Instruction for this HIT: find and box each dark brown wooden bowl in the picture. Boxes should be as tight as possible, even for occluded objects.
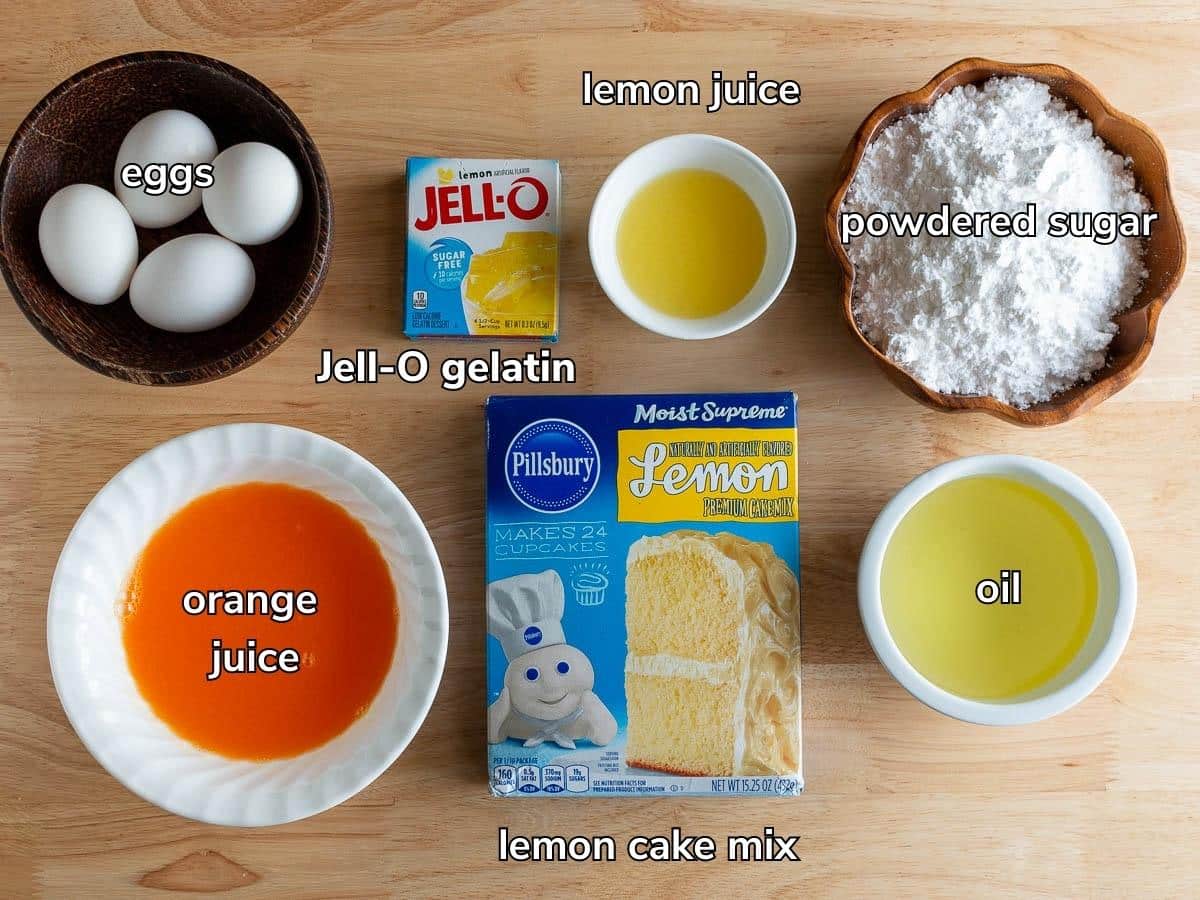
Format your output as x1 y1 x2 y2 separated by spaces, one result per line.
825 57 1186 426
0 51 333 385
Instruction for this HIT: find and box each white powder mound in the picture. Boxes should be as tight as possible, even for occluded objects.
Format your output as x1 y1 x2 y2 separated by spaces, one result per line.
843 77 1149 408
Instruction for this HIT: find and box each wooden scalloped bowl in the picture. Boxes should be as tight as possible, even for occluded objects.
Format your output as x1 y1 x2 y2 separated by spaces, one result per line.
825 58 1187 426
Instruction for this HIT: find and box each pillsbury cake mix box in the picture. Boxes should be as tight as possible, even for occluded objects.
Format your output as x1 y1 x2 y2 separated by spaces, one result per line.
405 158 560 340
485 393 803 797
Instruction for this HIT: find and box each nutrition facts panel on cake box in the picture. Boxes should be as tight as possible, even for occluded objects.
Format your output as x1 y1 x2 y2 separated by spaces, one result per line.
1 1 1199 898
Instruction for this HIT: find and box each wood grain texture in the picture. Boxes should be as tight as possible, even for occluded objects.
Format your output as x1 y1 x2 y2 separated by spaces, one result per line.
0 1 1197 897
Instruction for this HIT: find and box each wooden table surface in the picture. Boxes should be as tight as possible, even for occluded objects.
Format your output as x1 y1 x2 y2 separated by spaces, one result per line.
2 2 1197 897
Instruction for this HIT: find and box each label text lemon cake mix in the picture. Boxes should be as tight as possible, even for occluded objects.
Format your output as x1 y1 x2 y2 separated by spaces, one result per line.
486 393 803 797
405 158 560 340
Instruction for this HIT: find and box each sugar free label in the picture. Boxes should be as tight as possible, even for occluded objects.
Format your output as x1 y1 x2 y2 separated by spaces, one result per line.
425 237 472 290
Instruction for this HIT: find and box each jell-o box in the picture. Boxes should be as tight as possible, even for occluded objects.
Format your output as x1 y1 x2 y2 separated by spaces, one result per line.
405 158 560 340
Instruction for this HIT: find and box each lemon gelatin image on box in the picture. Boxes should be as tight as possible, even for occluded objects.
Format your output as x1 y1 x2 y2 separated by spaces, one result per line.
462 231 557 335
405 158 560 340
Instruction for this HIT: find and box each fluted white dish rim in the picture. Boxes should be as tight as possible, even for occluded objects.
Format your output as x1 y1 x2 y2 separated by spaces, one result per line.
47 423 448 826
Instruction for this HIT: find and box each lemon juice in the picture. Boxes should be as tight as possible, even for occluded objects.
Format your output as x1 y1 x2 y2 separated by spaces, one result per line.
881 475 1098 700
616 169 766 318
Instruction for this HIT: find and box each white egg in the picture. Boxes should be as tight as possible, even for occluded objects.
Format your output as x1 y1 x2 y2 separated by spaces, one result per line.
129 234 255 332
114 109 218 228
202 142 302 245
38 183 139 305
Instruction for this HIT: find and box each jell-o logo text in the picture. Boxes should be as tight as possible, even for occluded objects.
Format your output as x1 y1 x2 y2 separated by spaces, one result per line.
413 176 550 231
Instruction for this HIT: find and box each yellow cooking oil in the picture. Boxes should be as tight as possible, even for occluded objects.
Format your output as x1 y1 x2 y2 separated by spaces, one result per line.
881 475 1099 700
616 169 766 318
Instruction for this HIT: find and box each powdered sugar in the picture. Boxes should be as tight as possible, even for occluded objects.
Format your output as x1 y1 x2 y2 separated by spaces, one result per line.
842 77 1149 408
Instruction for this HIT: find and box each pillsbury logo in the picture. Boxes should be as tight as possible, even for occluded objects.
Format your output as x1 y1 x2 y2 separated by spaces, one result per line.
523 626 542 646
505 418 600 514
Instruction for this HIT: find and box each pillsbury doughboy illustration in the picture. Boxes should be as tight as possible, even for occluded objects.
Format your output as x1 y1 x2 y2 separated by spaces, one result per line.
487 569 616 749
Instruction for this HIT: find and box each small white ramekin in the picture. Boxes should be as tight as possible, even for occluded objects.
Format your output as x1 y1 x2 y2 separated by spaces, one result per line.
47 423 448 826
858 454 1136 725
588 133 796 339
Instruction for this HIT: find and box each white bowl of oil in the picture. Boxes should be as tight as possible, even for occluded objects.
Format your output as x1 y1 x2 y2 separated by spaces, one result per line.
588 133 795 339
858 455 1135 726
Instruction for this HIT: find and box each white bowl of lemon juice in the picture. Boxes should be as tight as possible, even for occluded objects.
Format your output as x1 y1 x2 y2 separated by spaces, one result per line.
858 455 1135 726
588 133 795 339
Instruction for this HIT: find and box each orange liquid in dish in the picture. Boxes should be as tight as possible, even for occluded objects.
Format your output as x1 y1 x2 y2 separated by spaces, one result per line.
121 482 398 761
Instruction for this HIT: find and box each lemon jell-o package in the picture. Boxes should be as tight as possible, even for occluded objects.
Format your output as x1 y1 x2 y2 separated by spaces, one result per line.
405 158 560 340
486 393 803 797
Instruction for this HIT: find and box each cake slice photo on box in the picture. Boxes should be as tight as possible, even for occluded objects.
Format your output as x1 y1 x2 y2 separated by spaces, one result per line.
624 531 801 777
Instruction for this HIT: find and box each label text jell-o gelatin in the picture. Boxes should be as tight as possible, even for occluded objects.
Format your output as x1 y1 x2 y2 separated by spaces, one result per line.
405 158 560 340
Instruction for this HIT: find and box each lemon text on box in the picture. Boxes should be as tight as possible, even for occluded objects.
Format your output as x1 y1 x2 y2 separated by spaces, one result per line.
617 427 797 524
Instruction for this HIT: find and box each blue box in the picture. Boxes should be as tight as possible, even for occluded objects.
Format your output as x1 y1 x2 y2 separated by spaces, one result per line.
486 393 803 797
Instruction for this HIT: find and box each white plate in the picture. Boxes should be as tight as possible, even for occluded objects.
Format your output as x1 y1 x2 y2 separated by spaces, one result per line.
46 423 448 826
